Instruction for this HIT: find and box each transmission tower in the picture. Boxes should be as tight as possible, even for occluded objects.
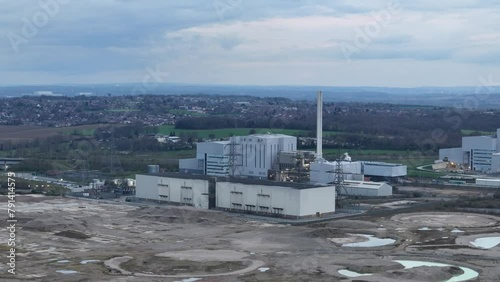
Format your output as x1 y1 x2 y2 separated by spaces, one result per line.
227 139 243 176
333 157 350 208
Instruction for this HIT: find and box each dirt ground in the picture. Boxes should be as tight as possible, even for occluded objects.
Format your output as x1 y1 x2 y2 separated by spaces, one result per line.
0 195 499 281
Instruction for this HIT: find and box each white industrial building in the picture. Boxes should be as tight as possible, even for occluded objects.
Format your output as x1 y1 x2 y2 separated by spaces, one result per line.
310 161 406 183
363 162 407 178
216 178 335 218
136 172 335 218
179 134 297 178
439 128 500 172
342 181 392 197
475 178 500 188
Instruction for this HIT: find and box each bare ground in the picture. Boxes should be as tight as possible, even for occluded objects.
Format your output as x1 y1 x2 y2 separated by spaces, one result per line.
0 195 499 281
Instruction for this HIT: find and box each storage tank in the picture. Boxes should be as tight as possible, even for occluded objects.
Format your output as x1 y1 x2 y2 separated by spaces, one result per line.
147 165 160 174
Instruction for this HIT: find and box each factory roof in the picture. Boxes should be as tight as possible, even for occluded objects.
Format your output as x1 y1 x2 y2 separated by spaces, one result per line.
244 134 295 138
344 180 388 190
362 161 405 167
137 172 330 190
197 140 230 145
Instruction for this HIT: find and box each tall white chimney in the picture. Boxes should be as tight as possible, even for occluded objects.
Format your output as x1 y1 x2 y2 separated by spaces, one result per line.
316 91 323 161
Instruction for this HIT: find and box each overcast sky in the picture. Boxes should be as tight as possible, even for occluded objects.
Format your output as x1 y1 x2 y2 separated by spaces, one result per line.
1 0 500 87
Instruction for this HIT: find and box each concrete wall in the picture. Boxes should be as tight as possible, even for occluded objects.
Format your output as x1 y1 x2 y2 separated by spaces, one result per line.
342 181 392 196
491 153 500 172
462 136 496 152
439 147 464 164
216 181 335 217
136 174 210 208
476 178 500 188
179 158 202 174
231 134 297 178
362 162 407 177
216 181 301 216
299 186 335 216
196 141 229 159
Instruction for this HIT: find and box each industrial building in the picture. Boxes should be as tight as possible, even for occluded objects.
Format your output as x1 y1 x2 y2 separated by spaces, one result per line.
342 181 392 197
310 160 407 183
135 172 335 218
439 129 500 172
176 91 404 200
133 91 410 220
179 134 297 178
475 178 500 188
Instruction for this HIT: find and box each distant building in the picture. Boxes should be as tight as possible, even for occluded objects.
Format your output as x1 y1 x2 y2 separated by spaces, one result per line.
439 128 500 172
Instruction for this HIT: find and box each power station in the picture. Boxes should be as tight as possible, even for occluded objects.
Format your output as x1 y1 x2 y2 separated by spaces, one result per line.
135 91 407 219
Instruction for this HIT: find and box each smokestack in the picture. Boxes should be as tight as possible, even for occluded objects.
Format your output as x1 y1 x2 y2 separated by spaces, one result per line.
316 91 323 161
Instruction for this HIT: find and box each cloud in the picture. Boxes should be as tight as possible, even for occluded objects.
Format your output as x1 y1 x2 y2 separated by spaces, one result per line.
1 0 500 86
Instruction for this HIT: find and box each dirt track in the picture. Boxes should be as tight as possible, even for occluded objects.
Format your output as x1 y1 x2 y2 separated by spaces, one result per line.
1 195 499 281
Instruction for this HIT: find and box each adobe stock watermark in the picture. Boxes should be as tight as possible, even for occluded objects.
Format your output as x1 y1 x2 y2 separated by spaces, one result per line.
131 64 170 95
212 0 243 20
404 74 500 171
6 0 71 53
339 0 401 62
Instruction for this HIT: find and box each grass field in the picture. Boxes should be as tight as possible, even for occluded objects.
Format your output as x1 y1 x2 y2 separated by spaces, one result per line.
323 149 414 157
461 129 494 135
0 124 111 141
157 125 345 138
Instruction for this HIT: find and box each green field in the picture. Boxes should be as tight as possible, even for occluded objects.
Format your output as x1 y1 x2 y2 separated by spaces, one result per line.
63 128 96 136
158 125 344 139
323 149 414 157
461 129 494 135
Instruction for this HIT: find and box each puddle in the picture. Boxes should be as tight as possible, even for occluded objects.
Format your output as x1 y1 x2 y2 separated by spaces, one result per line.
174 279 201 282
56 260 70 263
470 237 500 249
338 269 373 278
258 267 270 272
342 234 395 247
56 270 79 274
80 260 100 264
394 260 479 282
418 227 432 231
451 228 464 233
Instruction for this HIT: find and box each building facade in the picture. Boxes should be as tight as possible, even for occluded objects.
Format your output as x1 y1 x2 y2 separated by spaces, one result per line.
135 172 335 218
439 128 500 172
179 134 297 178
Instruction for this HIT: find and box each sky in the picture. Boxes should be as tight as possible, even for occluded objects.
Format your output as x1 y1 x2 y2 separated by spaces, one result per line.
1 0 500 87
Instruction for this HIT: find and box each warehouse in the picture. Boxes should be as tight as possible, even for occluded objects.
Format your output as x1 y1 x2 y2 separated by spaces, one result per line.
216 178 335 218
135 172 335 219
136 173 215 209
362 162 407 179
475 178 500 188
341 181 393 197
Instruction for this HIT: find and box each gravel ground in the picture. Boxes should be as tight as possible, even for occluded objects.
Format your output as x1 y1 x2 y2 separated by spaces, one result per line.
0 195 498 281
